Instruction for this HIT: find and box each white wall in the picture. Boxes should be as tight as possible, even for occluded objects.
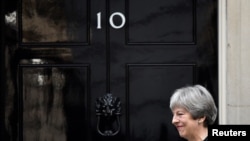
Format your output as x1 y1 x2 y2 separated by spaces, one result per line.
220 0 250 124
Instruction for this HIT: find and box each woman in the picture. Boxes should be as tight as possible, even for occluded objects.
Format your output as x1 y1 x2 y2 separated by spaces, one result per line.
169 85 217 141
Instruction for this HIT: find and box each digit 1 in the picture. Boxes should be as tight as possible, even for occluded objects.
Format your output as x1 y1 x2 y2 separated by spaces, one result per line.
97 12 102 29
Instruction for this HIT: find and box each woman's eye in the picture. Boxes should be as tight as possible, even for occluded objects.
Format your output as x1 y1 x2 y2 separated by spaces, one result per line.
177 113 184 116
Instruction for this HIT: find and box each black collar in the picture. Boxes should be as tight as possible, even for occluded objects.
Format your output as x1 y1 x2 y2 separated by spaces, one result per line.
203 136 208 141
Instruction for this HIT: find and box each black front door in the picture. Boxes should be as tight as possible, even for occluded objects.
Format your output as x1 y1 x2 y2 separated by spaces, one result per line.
1 0 218 141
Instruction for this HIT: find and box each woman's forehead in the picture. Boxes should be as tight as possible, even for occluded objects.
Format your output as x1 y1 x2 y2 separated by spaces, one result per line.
172 106 188 112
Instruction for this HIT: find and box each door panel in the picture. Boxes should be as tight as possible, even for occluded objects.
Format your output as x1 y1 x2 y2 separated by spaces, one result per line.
1 0 218 141
127 0 195 44
126 64 195 141
21 0 89 44
19 63 89 141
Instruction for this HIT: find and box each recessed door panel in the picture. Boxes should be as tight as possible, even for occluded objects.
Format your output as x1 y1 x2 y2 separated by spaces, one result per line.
127 0 195 44
127 64 195 140
21 0 89 44
19 63 90 141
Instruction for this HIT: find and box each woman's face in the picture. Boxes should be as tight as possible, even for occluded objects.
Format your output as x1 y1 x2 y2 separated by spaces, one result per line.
171 107 200 139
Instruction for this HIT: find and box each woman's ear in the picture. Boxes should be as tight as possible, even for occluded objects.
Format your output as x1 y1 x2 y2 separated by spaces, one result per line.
198 116 206 124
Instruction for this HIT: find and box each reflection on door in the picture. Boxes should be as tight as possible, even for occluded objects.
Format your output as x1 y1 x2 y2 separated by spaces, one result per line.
18 59 90 141
21 60 66 141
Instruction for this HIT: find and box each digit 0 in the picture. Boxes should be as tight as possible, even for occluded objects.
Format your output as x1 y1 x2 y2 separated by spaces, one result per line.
109 12 126 29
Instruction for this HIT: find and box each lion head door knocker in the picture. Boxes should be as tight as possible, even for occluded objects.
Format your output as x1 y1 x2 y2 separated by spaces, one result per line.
95 93 121 136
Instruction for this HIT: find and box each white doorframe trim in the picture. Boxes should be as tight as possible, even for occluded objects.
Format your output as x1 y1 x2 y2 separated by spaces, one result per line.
219 0 227 124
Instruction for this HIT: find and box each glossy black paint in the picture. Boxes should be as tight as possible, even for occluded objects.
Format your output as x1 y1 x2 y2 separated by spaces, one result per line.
1 0 218 141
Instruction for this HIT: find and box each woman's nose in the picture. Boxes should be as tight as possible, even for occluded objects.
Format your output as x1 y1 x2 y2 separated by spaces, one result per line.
172 115 179 124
